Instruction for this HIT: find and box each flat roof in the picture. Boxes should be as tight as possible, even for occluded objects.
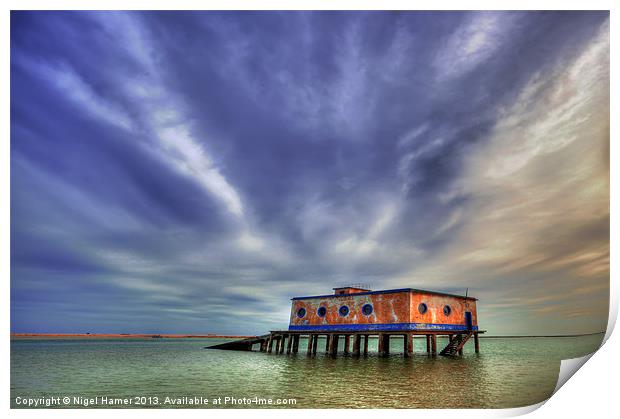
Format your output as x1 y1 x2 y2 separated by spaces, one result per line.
291 288 478 301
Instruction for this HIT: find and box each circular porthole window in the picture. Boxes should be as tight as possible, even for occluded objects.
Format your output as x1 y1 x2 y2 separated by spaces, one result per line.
418 303 428 314
339 305 350 317
443 305 452 316
362 304 373 316
297 308 307 318
317 306 327 317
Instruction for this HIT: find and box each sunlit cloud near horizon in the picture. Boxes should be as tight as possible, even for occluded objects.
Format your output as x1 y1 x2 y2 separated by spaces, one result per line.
11 11 609 335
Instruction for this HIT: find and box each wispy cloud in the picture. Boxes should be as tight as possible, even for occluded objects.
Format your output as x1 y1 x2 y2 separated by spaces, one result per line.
434 12 519 81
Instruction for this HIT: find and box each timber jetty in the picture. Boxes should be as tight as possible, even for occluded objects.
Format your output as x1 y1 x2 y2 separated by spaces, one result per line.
206 286 484 357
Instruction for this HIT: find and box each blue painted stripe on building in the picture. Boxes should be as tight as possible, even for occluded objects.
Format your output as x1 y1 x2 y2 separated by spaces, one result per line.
290 288 478 301
288 323 479 332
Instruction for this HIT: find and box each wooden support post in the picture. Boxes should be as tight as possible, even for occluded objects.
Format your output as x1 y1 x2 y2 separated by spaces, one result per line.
328 334 339 356
378 333 390 356
344 335 350 354
363 335 369 355
352 335 361 356
405 334 413 357
267 335 274 353
458 347 463 356
325 334 331 353
286 334 293 354
307 335 314 355
448 334 454 343
426 335 431 353
474 332 480 353
275 335 281 353
431 334 437 355
260 339 266 352
312 334 318 354
292 335 299 353
279 335 286 354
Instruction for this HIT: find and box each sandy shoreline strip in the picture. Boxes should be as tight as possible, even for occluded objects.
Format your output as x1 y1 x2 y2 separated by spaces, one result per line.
10 333 256 339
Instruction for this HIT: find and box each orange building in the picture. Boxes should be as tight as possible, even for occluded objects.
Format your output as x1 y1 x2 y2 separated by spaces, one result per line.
288 286 478 332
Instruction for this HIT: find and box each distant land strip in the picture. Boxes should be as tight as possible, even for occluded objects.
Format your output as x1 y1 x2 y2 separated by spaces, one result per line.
480 331 605 338
10 333 256 339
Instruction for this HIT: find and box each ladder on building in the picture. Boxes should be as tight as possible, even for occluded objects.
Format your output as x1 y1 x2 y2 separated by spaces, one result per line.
439 331 473 356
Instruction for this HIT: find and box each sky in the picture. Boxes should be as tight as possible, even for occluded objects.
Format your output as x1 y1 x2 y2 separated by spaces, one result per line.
10 11 609 335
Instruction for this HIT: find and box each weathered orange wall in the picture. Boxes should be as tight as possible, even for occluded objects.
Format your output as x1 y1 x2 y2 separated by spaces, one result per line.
289 292 411 326
409 292 478 326
290 290 478 327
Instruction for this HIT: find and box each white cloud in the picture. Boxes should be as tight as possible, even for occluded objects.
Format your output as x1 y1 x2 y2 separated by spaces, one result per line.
391 20 609 332
434 12 517 81
397 124 429 148
98 13 247 219
23 12 247 221
19 57 134 132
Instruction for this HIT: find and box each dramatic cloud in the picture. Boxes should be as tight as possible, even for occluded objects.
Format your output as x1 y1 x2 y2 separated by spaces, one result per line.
11 11 609 335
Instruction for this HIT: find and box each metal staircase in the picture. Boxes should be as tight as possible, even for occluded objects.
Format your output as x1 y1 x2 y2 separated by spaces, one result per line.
439 332 473 356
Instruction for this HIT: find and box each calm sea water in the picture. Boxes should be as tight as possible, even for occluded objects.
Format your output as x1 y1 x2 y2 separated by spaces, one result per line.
11 334 603 409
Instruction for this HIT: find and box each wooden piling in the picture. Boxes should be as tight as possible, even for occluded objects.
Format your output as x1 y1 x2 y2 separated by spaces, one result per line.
327 334 338 354
279 335 286 354
292 335 299 353
378 333 390 356
255 329 483 358
329 334 339 355
352 335 361 356
405 334 413 357
286 334 293 354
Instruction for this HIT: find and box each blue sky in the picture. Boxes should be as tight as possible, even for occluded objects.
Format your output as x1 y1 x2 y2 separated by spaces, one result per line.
11 11 609 335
